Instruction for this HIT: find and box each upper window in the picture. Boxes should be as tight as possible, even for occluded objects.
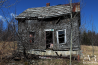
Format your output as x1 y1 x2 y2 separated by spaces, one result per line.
57 29 66 44
29 32 35 43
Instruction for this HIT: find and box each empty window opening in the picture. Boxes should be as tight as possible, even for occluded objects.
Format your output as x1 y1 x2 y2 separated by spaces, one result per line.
57 30 66 44
29 32 35 43
58 31 65 43
46 31 53 49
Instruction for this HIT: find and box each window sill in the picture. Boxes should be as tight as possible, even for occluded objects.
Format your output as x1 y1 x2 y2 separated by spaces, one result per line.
59 43 66 44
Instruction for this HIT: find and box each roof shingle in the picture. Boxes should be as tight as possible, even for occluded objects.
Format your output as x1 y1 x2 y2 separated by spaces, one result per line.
16 5 71 19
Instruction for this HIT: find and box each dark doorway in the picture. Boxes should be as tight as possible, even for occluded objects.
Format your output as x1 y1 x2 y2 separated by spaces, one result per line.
46 31 53 49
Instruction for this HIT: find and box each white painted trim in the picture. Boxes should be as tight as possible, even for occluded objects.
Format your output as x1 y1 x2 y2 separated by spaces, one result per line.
64 29 66 43
56 31 59 44
56 29 66 44
44 29 54 31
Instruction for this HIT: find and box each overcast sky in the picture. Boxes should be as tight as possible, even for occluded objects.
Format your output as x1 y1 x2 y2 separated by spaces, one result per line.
0 0 98 33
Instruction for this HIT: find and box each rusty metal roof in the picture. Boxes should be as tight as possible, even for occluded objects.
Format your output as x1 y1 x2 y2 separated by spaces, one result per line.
16 3 80 19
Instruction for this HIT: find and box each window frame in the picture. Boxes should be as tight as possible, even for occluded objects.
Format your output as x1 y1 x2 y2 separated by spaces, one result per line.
56 29 66 44
29 32 35 43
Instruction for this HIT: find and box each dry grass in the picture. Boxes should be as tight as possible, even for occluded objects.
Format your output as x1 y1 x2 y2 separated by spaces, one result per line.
1 42 98 65
0 41 17 65
37 59 67 65
35 45 98 65
0 41 17 57
81 45 98 56
81 45 98 65
22 59 83 65
36 45 98 65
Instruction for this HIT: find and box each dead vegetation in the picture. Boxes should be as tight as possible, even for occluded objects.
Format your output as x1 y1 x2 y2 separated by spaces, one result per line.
0 41 17 53
81 45 98 57
81 45 98 65
0 42 98 65
0 41 17 64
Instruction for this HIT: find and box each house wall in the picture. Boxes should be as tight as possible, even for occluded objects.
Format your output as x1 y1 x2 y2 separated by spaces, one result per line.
18 17 80 51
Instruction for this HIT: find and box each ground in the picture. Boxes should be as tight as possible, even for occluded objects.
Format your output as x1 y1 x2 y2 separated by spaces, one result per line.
0 41 98 65
81 45 98 65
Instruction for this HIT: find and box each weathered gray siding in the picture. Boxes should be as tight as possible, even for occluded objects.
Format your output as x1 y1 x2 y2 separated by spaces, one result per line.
18 17 80 51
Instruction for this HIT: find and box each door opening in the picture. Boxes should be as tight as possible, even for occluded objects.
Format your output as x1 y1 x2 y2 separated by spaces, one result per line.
46 31 53 49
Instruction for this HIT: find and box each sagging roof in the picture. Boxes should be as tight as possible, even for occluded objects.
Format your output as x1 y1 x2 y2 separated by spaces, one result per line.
16 3 80 19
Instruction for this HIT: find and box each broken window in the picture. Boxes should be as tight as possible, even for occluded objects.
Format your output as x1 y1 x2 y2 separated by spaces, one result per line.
29 32 35 43
57 29 66 44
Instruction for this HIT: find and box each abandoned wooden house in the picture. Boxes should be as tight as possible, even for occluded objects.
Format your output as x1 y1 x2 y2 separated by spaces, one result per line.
15 3 81 56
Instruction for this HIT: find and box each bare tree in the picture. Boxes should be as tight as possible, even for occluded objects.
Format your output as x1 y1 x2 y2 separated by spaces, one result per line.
69 0 85 65
89 16 96 57
0 0 18 64
0 20 3 40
